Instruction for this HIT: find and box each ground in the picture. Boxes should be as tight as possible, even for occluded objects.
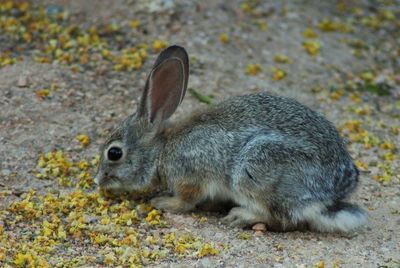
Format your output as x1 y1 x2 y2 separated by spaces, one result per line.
0 0 399 267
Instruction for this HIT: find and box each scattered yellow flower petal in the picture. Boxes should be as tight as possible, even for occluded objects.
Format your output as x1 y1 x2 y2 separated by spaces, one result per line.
336 2 347 12
384 152 397 162
380 141 395 151
76 134 90 147
199 216 208 223
274 54 291 64
271 67 286 81
256 20 268 31
303 28 318 38
129 19 140 29
198 243 219 257
91 155 100 166
330 90 344 101
238 232 251 240
152 40 168 52
219 33 229 44
240 2 253 13
355 160 368 171
35 150 73 181
0 52 18 67
318 19 347 32
373 172 391 183
246 63 262 76
303 40 321 56
145 209 161 225
113 46 148 71
349 92 361 103
316 260 325 268
36 89 50 100
104 252 116 265
175 243 187 254
360 71 375 82
354 106 370 116
379 9 395 20
391 126 399 135
14 252 35 267
77 160 90 170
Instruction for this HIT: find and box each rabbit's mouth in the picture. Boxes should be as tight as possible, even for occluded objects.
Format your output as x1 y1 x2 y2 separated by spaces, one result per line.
97 176 123 190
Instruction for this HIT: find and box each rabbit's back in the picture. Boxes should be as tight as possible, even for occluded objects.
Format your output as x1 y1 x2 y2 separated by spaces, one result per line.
212 93 344 147
172 92 349 162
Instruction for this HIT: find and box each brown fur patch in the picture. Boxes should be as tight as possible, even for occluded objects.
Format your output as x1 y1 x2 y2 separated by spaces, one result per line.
176 183 202 202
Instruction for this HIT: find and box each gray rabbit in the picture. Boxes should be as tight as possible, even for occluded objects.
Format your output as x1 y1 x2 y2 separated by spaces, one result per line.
95 45 368 233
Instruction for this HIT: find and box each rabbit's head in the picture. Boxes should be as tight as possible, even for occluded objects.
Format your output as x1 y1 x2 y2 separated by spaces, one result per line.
95 45 189 193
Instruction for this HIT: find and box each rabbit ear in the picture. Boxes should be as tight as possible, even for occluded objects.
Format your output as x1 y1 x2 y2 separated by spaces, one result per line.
137 45 189 123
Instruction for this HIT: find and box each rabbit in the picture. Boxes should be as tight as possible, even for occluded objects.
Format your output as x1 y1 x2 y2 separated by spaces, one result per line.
95 45 368 233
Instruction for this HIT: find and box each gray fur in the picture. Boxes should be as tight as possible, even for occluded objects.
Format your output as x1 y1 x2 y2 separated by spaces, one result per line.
95 46 368 233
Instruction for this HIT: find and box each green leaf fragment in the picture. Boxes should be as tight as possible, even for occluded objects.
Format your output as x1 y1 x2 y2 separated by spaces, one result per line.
188 88 214 105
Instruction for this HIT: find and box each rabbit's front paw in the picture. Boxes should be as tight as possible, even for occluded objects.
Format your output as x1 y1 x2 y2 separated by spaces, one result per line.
150 196 195 213
222 207 260 228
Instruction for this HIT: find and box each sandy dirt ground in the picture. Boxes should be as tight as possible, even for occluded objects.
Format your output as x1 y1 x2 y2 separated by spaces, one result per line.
0 0 399 267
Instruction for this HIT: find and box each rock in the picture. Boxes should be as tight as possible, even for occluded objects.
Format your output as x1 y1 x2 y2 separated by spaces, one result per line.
1 169 11 176
95 254 104 264
200 257 211 267
252 223 267 232
171 22 182 32
137 0 176 13
17 76 29 87
254 230 264 236
374 74 387 84
83 215 99 224
45 5 64 16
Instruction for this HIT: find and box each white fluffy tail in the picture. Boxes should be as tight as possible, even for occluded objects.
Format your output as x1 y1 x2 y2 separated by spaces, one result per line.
302 202 368 233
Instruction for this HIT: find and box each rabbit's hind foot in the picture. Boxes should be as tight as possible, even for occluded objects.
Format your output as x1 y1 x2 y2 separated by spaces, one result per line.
222 206 267 228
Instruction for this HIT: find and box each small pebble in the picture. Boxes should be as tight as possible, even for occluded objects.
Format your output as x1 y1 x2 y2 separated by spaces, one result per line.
254 230 264 236
17 76 29 87
200 257 211 267
252 223 267 232
46 5 64 16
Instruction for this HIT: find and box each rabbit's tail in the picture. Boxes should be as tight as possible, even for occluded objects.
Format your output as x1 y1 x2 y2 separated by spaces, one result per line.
302 201 368 233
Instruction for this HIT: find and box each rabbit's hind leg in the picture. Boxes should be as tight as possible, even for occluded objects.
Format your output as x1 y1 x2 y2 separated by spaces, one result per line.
221 204 303 231
230 133 311 230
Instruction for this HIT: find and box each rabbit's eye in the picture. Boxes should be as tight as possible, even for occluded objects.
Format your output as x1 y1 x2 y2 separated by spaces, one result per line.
107 147 123 161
